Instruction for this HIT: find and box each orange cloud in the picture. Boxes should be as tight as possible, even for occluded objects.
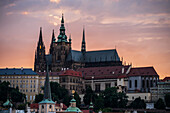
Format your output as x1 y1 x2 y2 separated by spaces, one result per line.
50 0 60 4
21 11 29 15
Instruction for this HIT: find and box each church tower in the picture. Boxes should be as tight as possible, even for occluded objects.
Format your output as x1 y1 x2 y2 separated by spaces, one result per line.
81 27 86 67
39 63 56 113
51 14 71 71
81 27 86 54
34 27 46 72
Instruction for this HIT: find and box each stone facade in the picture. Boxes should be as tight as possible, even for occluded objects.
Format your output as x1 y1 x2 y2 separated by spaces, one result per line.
150 77 170 102
59 70 84 94
0 68 39 102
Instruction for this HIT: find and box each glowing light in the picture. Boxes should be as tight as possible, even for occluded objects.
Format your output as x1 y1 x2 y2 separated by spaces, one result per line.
21 11 29 15
50 0 60 3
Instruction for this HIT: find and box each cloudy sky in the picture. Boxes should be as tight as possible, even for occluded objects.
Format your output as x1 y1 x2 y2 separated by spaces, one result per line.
0 0 170 78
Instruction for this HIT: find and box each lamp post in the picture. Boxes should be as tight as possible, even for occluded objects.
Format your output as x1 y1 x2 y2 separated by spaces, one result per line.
91 76 94 91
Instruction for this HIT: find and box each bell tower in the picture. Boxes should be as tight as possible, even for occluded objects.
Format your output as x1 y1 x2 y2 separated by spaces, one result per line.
34 27 46 72
39 61 56 113
51 14 71 71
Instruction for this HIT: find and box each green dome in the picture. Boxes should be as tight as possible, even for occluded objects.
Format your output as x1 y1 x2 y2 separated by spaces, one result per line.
70 98 76 103
65 107 82 112
39 99 55 104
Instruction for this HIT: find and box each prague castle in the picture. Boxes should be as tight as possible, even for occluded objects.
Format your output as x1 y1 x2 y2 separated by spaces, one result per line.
34 14 122 72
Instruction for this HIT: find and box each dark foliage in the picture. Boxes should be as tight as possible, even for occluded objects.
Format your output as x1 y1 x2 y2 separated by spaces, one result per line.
129 97 146 109
155 98 165 109
165 94 170 107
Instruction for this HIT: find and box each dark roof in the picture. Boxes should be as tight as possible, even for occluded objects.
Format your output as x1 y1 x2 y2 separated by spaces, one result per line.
162 77 170 82
66 50 83 62
66 49 120 63
45 54 52 65
0 68 37 75
37 72 61 76
85 49 120 62
127 67 159 77
78 66 130 80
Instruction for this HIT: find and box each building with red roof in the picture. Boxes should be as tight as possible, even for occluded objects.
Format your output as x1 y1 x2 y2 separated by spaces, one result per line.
127 66 159 93
59 69 84 94
78 65 159 93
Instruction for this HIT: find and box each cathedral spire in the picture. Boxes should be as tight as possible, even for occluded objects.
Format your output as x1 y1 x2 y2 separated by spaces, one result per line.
81 27 86 53
50 29 55 54
43 64 52 100
61 13 64 24
38 27 43 45
57 13 68 43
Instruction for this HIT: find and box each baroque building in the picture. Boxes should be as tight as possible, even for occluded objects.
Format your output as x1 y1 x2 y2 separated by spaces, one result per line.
34 14 122 72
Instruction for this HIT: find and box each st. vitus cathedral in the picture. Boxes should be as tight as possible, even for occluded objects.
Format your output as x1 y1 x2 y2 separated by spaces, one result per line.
34 14 122 72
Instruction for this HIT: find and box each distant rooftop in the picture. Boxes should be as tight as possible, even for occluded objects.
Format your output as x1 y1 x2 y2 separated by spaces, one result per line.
0 68 37 75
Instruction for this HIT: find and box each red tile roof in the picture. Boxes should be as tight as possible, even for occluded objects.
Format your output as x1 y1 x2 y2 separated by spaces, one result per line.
78 66 130 80
30 103 39 109
37 70 82 77
81 110 95 113
162 77 170 82
59 69 82 78
127 67 158 77
55 103 68 110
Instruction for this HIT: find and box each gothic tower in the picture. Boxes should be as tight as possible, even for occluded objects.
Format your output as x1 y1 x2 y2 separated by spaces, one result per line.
34 27 46 72
51 14 71 71
81 27 86 54
81 27 86 67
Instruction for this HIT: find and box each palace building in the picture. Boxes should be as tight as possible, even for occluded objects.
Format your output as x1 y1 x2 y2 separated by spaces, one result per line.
34 14 122 72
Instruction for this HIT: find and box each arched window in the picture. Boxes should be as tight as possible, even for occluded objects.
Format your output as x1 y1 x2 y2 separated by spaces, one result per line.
142 80 145 88
129 80 132 88
42 105 44 109
135 80 137 88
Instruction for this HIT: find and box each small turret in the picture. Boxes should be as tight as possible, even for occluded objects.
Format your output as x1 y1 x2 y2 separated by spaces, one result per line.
50 29 56 54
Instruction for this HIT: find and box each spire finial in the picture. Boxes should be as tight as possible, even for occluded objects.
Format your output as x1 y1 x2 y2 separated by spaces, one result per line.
81 26 86 53
38 27 43 44
61 13 64 23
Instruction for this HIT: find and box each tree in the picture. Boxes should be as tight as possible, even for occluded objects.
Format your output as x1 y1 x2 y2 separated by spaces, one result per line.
83 86 97 105
155 98 165 109
117 92 128 108
129 97 146 109
0 81 25 103
35 94 44 103
73 92 81 108
102 87 128 108
165 94 170 107
94 94 104 111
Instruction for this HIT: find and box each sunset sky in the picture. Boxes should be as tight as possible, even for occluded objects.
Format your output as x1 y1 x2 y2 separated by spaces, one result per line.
0 0 170 79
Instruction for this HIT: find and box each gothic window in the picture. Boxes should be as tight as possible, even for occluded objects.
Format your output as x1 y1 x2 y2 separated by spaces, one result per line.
135 80 137 88
129 80 132 88
150 80 153 87
147 80 149 87
142 80 145 88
